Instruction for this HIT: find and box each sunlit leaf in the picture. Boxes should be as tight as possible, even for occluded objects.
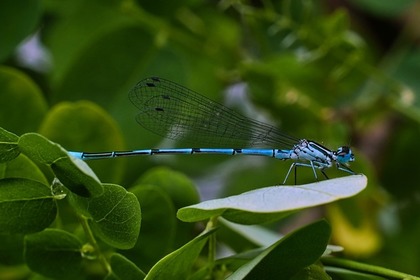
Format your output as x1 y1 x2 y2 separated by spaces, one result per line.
178 175 367 224
18 132 103 197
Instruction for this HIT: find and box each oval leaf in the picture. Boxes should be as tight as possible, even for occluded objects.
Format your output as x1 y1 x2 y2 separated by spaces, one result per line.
51 156 103 197
1 154 48 184
138 167 200 248
0 67 47 134
0 178 56 234
178 175 367 224
123 185 176 271
73 184 141 249
138 167 200 209
39 101 126 183
18 132 69 165
18 132 103 197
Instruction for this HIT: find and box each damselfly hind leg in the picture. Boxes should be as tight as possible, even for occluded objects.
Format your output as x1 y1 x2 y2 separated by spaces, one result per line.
320 169 329 180
282 162 295 185
282 161 321 185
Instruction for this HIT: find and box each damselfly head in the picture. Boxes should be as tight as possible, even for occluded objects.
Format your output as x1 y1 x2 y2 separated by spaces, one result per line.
335 146 355 164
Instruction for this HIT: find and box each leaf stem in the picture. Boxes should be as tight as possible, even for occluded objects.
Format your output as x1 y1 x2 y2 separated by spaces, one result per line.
205 216 219 277
79 215 111 273
322 257 420 279
206 217 218 263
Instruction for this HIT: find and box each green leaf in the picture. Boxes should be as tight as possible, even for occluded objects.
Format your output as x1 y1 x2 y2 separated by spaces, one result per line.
0 126 19 142
106 253 146 280
218 222 343 274
18 132 103 197
24 229 83 279
178 175 367 224
227 220 331 279
39 101 126 183
322 257 420 280
216 218 284 254
138 167 200 209
220 218 283 247
0 154 48 184
0 67 48 134
220 218 343 255
51 156 103 197
0 0 41 61
145 228 216 280
0 178 56 234
18 132 69 165
52 26 154 108
138 167 200 247
71 184 141 249
0 126 19 162
44 0 154 107
123 184 176 271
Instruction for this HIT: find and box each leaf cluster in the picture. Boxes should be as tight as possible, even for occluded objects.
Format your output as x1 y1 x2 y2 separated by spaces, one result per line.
1 127 415 279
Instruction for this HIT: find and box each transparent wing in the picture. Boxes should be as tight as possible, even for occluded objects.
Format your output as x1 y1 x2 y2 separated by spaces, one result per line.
128 77 298 148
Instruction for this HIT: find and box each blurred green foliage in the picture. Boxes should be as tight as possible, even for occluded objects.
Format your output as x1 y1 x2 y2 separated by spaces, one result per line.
1 0 420 278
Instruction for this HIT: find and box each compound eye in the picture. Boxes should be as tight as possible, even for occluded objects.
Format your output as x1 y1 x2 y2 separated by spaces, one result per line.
337 146 349 155
335 146 355 163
